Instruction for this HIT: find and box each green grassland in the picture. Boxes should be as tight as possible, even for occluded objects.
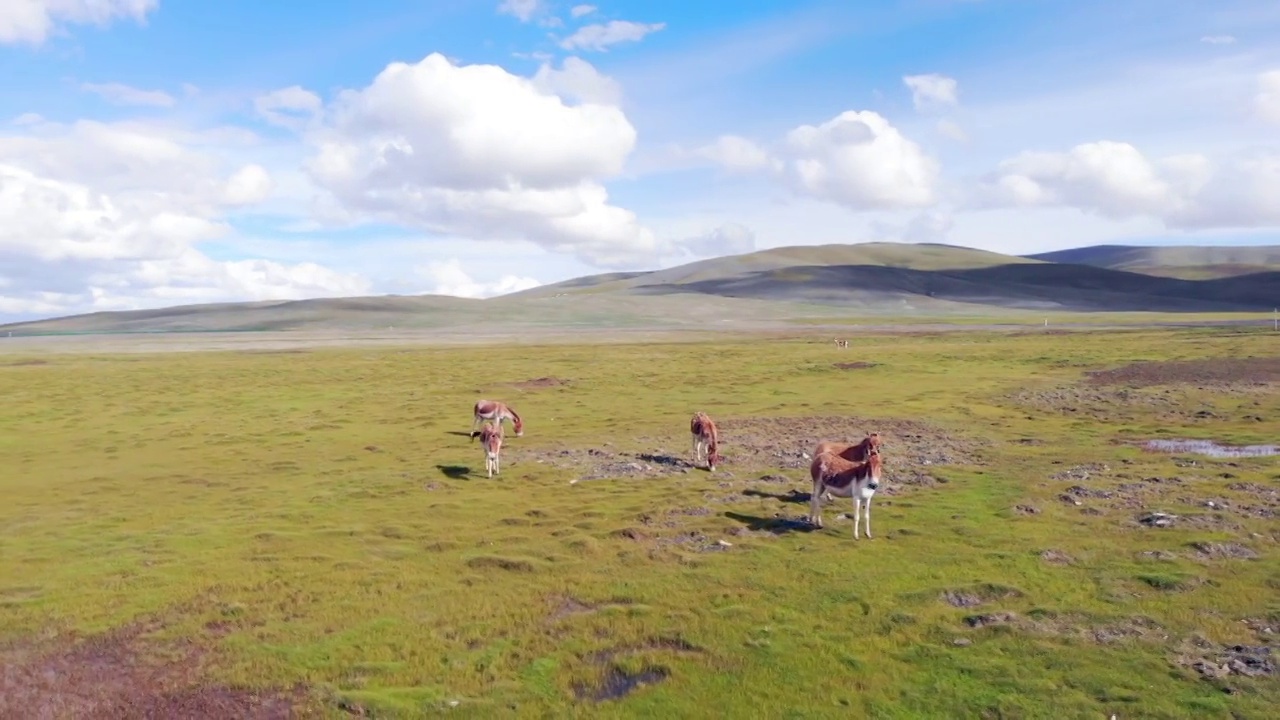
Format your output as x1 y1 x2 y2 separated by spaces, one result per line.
1 327 1277 718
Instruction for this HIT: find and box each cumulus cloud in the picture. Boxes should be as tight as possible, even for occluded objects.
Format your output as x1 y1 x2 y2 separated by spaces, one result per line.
697 111 939 210
419 258 540 298
81 82 175 108
0 0 157 46
254 85 323 130
570 4 596 18
1256 70 1280 124
301 52 671 268
903 73 959 113
531 56 621 106
0 119 363 319
559 20 666 52
973 139 1280 230
780 111 939 209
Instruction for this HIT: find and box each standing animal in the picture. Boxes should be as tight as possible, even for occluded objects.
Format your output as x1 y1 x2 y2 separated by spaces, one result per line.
471 399 523 440
813 432 882 502
808 448 883 539
479 421 504 478
690 412 722 471
813 432 881 463
834 338 849 348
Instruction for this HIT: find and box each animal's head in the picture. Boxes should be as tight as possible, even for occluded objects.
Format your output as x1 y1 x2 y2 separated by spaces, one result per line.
866 453 883 490
865 432 882 455
512 416 524 437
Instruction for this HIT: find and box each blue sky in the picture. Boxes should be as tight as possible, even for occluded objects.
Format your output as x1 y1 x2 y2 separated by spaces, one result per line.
1 0 1279 320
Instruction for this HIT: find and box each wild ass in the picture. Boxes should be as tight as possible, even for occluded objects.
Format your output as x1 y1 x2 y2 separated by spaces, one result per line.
834 338 849 349
808 447 883 539
689 411 723 471
478 421 504 478
813 432 882 501
471 399 523 440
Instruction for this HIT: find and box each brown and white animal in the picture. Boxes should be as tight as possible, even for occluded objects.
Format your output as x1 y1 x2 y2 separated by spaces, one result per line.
808 448 882 539
471 399 523 440
834 338 849 349
813 432 882 501
478 421 504 477
689 411 723 471
813 432 881 463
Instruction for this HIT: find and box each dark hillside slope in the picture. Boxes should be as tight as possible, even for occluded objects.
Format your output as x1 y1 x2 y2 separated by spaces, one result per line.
632 263 1280 312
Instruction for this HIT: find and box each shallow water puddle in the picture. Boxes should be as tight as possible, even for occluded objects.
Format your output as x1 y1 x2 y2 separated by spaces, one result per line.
1143 439 1279 458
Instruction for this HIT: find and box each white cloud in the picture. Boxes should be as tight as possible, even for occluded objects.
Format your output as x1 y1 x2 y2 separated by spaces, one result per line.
973 139 1280 230
779 111 939 209
902 73 959 113
302 52 671 268
570 5 596 19
497 0 542 23
222 164 273 206
560 20 666 52
81 82 175 108
1256 70 1280 124
696 111 939 210
0 0 157 46
254 85 323 130
0 116 363 319
420 258 540 298
532 56 621 106
1200 34 1237 44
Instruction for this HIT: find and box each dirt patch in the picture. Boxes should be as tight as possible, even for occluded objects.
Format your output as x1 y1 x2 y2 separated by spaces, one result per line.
572 636 701 702
1176 636 1276 682
1084 356 1280 388
940 584 1023 608
1024 613 1167 645
833 362 879 370
964 612 1018 628
1188 541 1259 561
1 358 50 367
0 623 308 719
1141 438 1279 458
508 376 571 390
532 414 985 486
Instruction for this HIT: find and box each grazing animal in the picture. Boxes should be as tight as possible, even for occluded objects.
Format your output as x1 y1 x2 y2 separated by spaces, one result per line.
813 432 882 502
808 448 883 539
479 421 504 477
471 399 523 440
690 411 723 471
834 338 849 349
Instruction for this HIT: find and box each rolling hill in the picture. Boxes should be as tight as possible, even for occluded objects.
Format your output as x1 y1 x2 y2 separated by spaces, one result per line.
1026 244 1280 279
2 241 1277 336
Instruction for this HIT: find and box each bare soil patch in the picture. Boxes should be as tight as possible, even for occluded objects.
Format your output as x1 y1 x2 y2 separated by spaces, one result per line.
532 415 987 488
1 358 50 367
940 584 1023 608
1175 636 1276 682
0 623 309 719
1084 356 1280 388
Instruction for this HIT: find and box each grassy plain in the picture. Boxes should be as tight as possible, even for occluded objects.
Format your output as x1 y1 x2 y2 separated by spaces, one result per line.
1 326 1277 718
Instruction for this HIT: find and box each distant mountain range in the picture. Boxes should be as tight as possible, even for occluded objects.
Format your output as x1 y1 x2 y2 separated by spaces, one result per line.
3 242 1278 335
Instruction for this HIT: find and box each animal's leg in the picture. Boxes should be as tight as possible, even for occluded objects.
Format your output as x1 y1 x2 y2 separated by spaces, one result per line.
809 483 823 528
495 452 501 475
864 497 872 539
853 497 861 540
471 415 481 439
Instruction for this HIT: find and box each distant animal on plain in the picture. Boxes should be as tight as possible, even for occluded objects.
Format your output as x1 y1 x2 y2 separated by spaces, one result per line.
479 421 504 478
808 447 882 539
471 399 523 440
690 411 722 471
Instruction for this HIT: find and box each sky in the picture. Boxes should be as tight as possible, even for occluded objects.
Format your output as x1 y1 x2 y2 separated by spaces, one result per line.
1 0 1279 322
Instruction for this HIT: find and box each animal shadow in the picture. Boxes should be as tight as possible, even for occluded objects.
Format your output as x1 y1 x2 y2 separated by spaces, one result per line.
743 488 811 504
436 464 472 479
635 452 692 469
724 511 815 535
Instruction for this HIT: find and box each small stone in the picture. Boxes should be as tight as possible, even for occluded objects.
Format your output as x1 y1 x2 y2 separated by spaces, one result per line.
717 539 733 547
952 638 972 646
